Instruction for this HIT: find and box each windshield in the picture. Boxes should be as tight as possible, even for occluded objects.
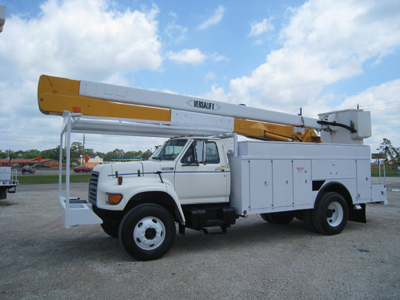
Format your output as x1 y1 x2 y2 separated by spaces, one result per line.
151 139 188 161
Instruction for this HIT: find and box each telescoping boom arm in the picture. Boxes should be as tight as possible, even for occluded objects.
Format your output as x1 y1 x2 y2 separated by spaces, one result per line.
38 75 323 142
38 75 372 144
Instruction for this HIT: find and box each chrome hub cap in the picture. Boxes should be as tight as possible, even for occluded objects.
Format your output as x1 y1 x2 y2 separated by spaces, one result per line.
133 216 165 250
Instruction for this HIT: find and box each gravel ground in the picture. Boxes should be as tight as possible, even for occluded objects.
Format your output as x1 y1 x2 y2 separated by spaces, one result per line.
1 179 400 300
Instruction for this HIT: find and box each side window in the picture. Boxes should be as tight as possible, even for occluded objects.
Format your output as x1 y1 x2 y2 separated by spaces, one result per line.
205 142 220 164
180 141 220 164
181 144 195 164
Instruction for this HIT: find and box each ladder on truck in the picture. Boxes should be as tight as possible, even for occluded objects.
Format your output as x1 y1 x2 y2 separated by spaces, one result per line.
59 111 236 227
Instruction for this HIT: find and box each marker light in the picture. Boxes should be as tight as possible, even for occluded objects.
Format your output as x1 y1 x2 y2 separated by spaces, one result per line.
118 176 123 185
107 194 123 205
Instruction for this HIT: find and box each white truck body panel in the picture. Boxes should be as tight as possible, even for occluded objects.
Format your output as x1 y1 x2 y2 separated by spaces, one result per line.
0 167 12 181
229 141 385 215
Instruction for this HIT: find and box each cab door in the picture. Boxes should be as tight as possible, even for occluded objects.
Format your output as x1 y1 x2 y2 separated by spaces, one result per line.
174 140 229 204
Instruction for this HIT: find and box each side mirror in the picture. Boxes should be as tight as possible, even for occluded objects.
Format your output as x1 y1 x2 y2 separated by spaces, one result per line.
195 140 207 164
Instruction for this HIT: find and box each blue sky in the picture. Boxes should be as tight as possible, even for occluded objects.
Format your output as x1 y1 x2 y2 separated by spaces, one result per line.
0 0 399 154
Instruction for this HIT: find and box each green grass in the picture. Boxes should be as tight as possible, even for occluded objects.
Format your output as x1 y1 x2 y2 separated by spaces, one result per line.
18 174 91 184
371 169 400 177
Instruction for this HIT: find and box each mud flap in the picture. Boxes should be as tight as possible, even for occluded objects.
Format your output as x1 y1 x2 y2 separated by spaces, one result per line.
348 204 366 223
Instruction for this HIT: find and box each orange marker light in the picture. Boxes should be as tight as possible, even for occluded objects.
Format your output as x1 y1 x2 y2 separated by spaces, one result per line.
107 194 123 205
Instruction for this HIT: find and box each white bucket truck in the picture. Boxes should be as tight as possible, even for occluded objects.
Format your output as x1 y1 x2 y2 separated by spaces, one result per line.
38 75 387 260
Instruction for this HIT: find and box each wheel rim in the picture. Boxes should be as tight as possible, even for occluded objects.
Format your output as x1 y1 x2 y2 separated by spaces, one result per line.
326 201 343 227
133 216 166 250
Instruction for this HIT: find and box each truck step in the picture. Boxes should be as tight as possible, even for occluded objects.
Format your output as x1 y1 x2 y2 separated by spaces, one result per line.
182 206 236 231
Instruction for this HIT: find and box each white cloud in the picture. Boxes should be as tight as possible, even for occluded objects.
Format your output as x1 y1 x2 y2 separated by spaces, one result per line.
165 23 188 44
165 12 187 44
201 84 230 103
205 72 216 81
228 0 400 115
249 18 274 37
198 5 225 30
336 79 400 150
167 48 206 65
0 0 163 151
212 53 227 62
0 0 162 83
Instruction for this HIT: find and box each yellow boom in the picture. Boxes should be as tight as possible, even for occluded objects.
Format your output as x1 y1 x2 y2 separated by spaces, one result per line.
38 75 320 143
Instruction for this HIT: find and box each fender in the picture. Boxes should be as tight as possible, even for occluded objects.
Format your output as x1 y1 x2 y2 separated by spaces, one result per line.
122 180 186 224
165 184 186 224
315 181 353 207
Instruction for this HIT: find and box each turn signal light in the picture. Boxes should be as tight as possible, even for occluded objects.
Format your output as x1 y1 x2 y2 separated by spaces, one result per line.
107 194 123 205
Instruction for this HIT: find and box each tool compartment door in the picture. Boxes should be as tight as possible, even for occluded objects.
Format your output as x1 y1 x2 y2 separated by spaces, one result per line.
293 160 312 206
249 160 273 210
356 159 371 201
272 160 293 208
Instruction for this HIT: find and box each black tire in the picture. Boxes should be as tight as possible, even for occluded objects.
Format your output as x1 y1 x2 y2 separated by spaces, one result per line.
119 203 176 261
302 209 318 233
101 218 120 238
260 211 295 224
0 188 6 199
260 213 274 223
312 192 348 235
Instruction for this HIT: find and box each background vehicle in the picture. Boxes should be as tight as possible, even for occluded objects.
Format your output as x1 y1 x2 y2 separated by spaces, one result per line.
0 167 18 199
32 163 50 168
73 166 93 173
21 165 35 175
38 75 387 261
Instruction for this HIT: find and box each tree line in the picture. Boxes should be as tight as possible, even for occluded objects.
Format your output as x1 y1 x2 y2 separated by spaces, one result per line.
0 142 154 162
2 138 398 163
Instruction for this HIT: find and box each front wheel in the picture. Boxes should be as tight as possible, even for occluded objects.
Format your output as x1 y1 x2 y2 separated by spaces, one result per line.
312 192 348 235
119 204 176 261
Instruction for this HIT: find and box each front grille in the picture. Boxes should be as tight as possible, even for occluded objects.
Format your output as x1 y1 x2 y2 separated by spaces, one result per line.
88 171 99 205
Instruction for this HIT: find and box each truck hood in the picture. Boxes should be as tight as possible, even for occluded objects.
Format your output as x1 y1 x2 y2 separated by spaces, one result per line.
111 161 160 176
93 160 176 177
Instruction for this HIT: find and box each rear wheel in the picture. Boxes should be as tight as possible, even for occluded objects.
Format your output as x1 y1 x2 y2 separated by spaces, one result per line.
260 211 295 224
119 204 176 261
312 192 348 235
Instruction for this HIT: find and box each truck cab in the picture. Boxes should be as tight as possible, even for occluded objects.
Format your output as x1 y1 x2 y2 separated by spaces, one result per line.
88 137 236 260
91 137 230 211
